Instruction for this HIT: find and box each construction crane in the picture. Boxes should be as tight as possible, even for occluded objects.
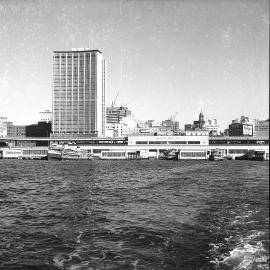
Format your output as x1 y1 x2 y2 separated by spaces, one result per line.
169 112 178 121
111 90 119 108
121 98 131 108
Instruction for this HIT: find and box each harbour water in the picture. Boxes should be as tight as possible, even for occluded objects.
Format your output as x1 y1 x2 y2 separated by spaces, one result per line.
0 160 268 270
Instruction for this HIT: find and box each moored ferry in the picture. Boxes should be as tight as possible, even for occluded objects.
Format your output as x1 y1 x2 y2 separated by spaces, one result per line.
209 149 224 161
47 144 93 160
47 149 62 160
62 149 93 160
235 150 269 161
158 149 179 160
100 150 149 160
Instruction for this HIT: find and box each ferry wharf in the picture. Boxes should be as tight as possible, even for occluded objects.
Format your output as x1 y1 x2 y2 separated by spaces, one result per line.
0 135 268 160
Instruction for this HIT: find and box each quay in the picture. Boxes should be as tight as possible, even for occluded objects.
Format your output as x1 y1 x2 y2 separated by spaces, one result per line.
0 135 268 160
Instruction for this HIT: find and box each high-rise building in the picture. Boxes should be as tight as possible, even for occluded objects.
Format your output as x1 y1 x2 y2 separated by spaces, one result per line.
52 48 106 137
106 106 131 124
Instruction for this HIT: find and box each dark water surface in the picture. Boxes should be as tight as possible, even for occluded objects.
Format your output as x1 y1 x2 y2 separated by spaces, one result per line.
0 160 268 270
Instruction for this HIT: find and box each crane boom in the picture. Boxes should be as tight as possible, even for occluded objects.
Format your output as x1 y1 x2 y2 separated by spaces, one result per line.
111 90 119 108
169 112 178 121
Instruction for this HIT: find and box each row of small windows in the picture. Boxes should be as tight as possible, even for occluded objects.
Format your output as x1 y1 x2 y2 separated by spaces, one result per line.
2 151 22 155
180 152 206 157
228 149 249 154
101 151 126 158
135 141 200 145
23 150 48 155
54 54 97 57
53 131 96 134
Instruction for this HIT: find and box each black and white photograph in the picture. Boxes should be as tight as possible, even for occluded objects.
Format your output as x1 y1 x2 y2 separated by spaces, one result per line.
0 0 269 269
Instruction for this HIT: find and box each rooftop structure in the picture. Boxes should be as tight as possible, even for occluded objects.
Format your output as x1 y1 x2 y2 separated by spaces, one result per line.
39 110 52 123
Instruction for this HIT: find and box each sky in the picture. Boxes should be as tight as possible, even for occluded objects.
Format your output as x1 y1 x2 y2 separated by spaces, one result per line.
0 0 269 130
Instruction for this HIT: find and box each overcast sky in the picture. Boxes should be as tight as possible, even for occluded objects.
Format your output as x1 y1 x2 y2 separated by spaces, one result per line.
0 0 269 129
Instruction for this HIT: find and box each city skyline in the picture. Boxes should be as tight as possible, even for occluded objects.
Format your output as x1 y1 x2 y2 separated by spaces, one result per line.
0 0 269 130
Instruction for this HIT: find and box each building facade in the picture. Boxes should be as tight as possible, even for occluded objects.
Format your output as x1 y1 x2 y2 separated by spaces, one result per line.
105 123 129 137
253 119 269 137
161 119 180 134
6 123 26 137
229 123 253 136
39 110 52 123
52 48 106 137
106 106 131 124
185 111 206 131
0 117 8 137
26 122 52 137
193 112 205 129
203 119 220 135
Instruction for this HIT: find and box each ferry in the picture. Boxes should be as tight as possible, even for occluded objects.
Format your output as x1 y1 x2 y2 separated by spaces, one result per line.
159 149 179 160
209 149 224 161
47 149 62 160
100 150 149 160
47 144 93 160
235 150 269 161
62 149 93 160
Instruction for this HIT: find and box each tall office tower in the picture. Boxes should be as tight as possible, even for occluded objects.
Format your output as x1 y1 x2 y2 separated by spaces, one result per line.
52 49 106 137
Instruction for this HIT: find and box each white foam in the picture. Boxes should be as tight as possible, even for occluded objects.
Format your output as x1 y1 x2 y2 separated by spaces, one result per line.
53 254 65 267
222 241 267 269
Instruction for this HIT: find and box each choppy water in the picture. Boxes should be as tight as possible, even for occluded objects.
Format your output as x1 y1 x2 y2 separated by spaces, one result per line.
0 160 268 270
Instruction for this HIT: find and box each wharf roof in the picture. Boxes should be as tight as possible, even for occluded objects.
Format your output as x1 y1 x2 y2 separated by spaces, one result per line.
210 136 269 140
53 49 102 54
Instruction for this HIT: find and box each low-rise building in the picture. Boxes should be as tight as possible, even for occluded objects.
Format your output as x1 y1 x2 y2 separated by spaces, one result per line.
105 123 129 137
253 119 269 137
39 110 52 123
184 112 219 135
203 119 220 136
185 130 209 136
134 118 179 136
25 122 51 137
184 124 193 131
161 119 180 134
6 122 26 137
229 123 253 136
0 116 8 137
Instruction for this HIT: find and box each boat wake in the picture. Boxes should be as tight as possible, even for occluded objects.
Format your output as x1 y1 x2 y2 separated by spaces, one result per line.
222 241 268 270
209 228 269 270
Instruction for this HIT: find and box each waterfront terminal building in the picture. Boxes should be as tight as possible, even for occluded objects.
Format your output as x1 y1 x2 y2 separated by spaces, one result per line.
52 48 106 138
0 135 268 160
